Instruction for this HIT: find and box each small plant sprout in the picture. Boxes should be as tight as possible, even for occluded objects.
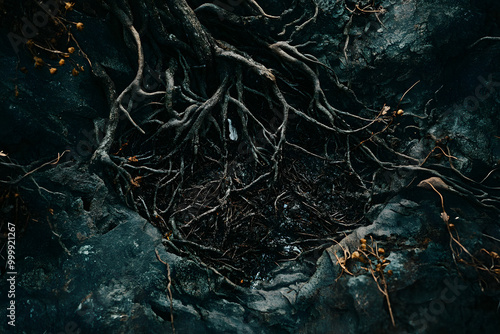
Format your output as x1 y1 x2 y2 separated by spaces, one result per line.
342 237 395 327
419 178 500 283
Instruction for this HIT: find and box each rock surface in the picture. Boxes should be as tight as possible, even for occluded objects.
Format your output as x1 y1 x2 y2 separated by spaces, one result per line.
1 0 500 333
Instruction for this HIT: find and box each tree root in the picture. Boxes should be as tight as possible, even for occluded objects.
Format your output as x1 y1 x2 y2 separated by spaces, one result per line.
85 0 500 283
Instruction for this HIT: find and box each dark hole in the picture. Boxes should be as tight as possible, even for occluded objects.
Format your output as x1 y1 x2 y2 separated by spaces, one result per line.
150 303 171 322
82 198 91 211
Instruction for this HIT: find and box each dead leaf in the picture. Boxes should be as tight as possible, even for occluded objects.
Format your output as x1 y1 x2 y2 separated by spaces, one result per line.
381 105 390 115
131 176 142 187
417 177 449 190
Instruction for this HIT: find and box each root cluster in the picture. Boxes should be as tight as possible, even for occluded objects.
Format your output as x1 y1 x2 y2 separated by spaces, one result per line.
83 0 500 283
